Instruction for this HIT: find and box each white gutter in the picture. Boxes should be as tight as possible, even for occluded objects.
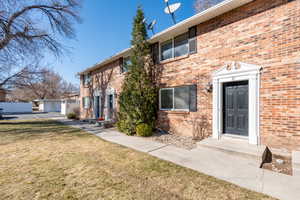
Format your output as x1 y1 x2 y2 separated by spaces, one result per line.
79 0 253 75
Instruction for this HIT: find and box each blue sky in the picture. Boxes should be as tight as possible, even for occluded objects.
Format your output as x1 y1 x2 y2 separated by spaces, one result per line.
52 0 198 84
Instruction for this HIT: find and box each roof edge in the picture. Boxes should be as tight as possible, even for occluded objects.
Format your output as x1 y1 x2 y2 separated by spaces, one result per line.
78 0 254 75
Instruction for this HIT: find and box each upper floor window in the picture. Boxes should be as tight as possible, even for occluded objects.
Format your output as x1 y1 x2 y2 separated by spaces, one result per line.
160 26 197 61
83 74 91 85
174 32 189 57
122 57 131 73
161 39 173 61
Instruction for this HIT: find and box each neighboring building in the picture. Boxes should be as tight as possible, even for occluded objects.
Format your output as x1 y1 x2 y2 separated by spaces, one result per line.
62 93 80 102
61 94 80 116
38 99 61 112
0 89 6 102
79 0 300 152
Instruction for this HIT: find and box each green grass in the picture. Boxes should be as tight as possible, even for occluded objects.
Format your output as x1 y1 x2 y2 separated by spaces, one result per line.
0 120 276 200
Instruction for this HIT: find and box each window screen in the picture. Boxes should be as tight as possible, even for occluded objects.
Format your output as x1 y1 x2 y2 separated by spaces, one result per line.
161 40 173 61
174 86 189 109
160 89 173 109
174 33 189 57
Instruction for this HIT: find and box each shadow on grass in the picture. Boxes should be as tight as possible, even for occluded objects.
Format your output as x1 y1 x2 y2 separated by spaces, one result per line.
0 120 94 145
1 117 18 120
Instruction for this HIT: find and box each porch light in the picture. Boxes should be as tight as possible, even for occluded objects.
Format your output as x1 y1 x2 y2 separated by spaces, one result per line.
206 82 213 93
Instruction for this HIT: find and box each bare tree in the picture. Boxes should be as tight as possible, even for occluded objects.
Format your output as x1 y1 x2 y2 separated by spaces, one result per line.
194 0 221 13
0 61 45 89
10 68 79 101
0 0 81 89
86 68 114 118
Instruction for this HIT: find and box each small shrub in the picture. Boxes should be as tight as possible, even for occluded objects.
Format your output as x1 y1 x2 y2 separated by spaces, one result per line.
72 107 80 118
67 112 77 120
136 123 153 137
117 120 135 136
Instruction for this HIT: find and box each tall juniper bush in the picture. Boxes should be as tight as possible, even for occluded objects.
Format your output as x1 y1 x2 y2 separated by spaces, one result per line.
117 7 158 136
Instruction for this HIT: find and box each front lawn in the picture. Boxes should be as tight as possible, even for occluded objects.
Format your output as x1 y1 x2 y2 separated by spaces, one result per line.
0 120 275 200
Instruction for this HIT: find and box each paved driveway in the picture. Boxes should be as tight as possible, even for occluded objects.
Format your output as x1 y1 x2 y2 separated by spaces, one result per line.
1 112 65 120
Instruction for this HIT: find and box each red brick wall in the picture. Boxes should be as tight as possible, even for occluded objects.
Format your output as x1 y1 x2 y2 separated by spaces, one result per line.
80 0 300 151
80 59 125 119
157 0 300 151
0 89 6 102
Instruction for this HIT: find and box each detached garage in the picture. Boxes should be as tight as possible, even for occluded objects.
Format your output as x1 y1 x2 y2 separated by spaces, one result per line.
38 99 61 112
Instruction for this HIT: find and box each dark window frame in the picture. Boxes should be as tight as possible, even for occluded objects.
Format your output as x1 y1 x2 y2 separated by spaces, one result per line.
122 56 131 73
83 74 91 86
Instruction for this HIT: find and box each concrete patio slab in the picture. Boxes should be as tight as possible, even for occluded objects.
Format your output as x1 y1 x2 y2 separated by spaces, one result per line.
197 137 266 165
99 130 168 153
150 145 264 193
292 151 300 177
262 170 300 200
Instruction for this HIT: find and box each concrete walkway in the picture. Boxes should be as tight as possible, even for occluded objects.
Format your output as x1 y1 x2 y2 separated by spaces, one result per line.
59 119 300 200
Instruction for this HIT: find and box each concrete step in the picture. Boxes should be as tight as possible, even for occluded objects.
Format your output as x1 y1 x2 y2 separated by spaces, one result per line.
197 137 266 165
292 151 300 177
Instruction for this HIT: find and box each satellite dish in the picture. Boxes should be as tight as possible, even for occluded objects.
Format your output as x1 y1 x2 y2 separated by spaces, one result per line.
164 3 181 14
142 18 147 24
163 1 181 24
147 20 157 35
147 20 156 30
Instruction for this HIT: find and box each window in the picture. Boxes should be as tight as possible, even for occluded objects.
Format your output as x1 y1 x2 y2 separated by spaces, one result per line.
160 27 197 61
161 39 173 61
82 97 90 109
188 26 197 54
83 74 91 85
160 89 173 110
122 57 131 73
151 42 159 64
174 33 189 57
160 85 197 111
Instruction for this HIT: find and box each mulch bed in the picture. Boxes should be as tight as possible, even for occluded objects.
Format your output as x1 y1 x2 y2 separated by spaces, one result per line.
262 154 293 176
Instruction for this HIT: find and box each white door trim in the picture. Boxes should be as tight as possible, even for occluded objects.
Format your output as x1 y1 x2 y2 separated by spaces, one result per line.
212 62 261 145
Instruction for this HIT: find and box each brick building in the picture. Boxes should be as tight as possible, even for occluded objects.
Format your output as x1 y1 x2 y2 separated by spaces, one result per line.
0 89 6 102
79 0 300 152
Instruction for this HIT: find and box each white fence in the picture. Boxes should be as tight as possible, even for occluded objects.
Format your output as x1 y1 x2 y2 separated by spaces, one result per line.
0 102 32 113
61 100 79 115
39 101 61 112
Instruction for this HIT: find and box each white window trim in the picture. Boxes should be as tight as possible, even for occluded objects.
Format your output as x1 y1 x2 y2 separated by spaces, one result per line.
212 61 261 145
159 87 190 112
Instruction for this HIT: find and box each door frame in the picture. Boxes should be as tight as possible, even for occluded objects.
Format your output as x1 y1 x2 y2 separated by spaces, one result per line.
212 62 261 145
222 80 249 137
105 87 116 121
